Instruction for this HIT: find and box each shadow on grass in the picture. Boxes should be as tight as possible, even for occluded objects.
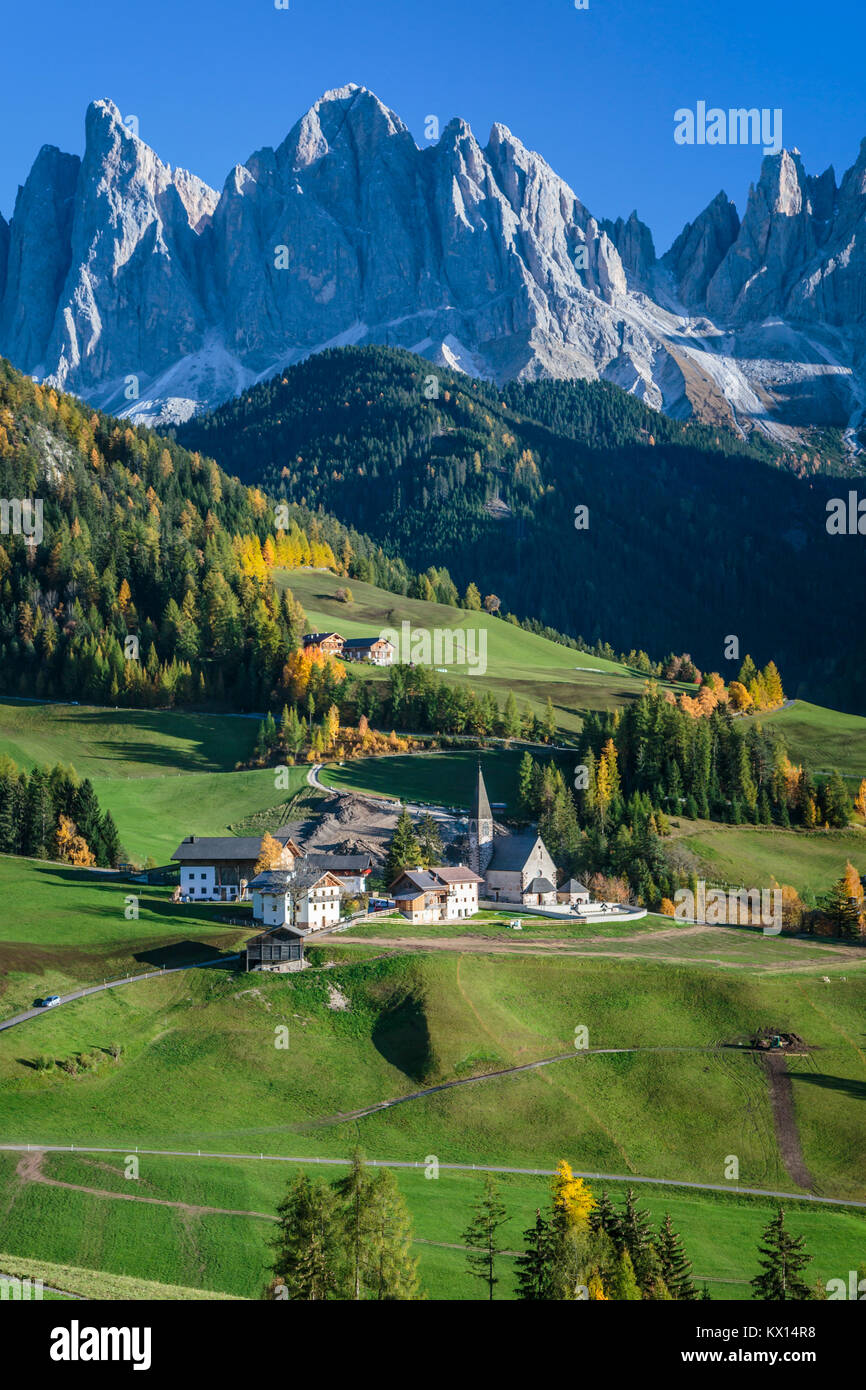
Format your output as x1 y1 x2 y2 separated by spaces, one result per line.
792 1072 866 1101
132 940 244 970
371 992 435 1085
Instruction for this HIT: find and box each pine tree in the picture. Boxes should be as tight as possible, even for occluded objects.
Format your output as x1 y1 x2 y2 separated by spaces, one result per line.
821 862 865 939
515 1209 555 1300
589 1188 621 1243
618 1188 664 1295
100 811 122 868
517 751 535 817
822 769 851 828
384 805 422 883
269 1173 343 1300
417 812 444 868
503 690 520 740
462 1174 509 1300
656 1213 698 1300
750 1208 813 1301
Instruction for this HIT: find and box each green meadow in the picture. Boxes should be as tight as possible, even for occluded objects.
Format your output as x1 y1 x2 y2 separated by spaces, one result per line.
0 1150 862 1301
0 857 250 1014
762 701 866 781
276 567 672 733
678 822 866 898
0 698 308 863
3 944 865 1199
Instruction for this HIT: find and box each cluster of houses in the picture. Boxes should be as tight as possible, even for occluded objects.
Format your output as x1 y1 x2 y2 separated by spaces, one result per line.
171 767 593 973
303 632 395 665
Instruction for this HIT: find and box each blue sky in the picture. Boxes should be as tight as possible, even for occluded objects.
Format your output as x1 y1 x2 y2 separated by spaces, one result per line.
1 0 863 250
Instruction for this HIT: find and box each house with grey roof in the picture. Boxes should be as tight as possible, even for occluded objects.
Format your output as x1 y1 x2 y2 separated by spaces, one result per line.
248 865 344 935
171 827 304 902
304 852 373 895
390 866 483 922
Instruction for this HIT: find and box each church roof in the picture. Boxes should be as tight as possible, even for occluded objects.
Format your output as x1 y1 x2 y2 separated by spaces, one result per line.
473 764 492 823
488 833 541 872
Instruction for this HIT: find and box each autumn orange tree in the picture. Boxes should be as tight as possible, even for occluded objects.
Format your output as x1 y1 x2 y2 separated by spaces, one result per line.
54 815 95 867
254 833 287 875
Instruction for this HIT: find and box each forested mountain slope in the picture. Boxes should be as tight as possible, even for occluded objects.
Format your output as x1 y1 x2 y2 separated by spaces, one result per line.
178 347 865 711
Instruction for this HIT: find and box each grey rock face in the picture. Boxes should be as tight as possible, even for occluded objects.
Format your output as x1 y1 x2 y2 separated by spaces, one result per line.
1 84 865 446
661 192 740 308
0 145 80 372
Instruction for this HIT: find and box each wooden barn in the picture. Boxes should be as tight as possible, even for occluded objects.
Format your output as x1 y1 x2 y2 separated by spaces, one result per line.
244 926 304 973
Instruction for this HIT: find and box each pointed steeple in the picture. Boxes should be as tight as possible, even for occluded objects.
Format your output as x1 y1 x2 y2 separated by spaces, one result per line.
474 762 492 823
468 762 494 877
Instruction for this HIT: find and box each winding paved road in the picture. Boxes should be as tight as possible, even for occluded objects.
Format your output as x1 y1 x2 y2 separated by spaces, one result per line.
0 955 240 1034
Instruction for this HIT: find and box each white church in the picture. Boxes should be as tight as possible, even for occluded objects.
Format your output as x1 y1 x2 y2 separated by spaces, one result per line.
467 766 559 907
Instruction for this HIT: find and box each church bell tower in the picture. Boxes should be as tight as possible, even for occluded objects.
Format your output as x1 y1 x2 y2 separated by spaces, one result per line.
468 764 494 876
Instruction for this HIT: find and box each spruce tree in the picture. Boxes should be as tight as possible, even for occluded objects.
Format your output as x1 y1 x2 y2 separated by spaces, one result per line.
384 805 422 883
618 1188 664 1295
515 1210 554 1300
750 1208 813 1301
100 811 122 868
462 1174 509 1301
656 1213 698 1300
417 812 444 867
269 1172 343 1301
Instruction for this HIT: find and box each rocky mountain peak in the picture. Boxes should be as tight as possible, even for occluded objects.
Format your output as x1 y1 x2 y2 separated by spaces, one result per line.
1 87 865 447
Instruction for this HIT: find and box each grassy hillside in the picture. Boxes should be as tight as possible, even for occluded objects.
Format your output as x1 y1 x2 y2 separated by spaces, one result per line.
0 1151 863 1302
3 940 865 1195
2 846 864 1300
279 568 661 735
0 698 310 863
0 700 257 779
762 701 866 781
678 822 866 898
0 858 252 1013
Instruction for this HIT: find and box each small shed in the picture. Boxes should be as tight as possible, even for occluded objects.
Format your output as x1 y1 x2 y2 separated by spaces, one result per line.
557 878 591 907
245 926 304 973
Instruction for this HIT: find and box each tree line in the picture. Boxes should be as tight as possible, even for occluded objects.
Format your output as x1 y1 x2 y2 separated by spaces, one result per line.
263 1151 830 1301
0 757 122 867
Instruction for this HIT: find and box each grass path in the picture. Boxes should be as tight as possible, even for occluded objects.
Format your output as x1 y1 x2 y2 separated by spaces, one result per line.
15 1151 276 1222
294 1041 731 1129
